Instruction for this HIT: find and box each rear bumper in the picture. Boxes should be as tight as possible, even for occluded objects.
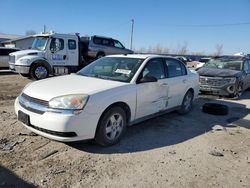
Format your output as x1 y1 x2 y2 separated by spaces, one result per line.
9 64 30 74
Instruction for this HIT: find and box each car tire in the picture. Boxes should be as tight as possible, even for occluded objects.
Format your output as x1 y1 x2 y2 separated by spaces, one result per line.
95 106 127 146
202 103 228 115
178 90 194 114
30 63 49 80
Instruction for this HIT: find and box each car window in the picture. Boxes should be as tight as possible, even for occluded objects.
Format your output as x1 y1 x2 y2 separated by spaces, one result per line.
50 38 64 51
114 40 124 48
243 61 249 72
93 37 102 44
102 39 110 46
142 58 165 79
68 39 76 50
164 59 186 78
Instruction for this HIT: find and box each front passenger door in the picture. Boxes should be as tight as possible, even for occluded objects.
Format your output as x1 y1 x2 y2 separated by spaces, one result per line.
136 58 168 119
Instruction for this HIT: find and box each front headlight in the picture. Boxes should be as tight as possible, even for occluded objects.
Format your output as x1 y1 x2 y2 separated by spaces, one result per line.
49 94 89 110
19 58 31 65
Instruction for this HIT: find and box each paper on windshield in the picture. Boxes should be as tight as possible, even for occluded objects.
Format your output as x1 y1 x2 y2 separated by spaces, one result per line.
115 69 131 75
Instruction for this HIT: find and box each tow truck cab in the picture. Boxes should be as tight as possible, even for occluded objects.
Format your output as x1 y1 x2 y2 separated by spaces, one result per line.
9 32 82 79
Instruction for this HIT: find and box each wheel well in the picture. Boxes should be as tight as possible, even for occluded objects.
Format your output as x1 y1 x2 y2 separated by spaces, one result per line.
30 60 52 74
96 51 105 57
187 88 194 95
97 102 131 127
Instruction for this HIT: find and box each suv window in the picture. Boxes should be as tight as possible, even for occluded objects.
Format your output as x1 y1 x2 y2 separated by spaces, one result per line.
164 59 186 78
243 60 249 72
93 37 102 45
50 38 64 51
114 40 124 49
68 39 76 50
141 58 165 80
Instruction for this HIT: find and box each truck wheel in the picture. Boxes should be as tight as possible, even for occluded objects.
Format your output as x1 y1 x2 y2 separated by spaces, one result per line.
178 90 194 114
96 52 105 59
30 63 49 80
95 106 127 146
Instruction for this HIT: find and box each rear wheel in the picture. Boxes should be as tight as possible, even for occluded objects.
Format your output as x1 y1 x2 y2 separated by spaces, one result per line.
30 63 49 80
95 107 127 146
178 90 194 114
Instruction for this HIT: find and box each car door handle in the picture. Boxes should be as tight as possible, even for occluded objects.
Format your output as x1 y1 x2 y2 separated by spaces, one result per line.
63 55 67 60
182 79 187 83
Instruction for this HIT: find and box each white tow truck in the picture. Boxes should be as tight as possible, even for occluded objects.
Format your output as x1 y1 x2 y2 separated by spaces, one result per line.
9 32 132 80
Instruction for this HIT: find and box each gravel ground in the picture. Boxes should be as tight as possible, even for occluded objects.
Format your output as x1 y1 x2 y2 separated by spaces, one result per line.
0 73 250 188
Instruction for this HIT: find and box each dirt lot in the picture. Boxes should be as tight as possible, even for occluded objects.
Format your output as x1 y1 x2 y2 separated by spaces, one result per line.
0 73 250 188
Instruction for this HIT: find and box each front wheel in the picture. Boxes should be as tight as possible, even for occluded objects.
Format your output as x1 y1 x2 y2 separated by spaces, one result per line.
178 90 194 114
95 107 127 146
30 63 49 80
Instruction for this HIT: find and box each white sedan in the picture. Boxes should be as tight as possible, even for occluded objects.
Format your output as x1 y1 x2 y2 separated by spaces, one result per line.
15 54 199 146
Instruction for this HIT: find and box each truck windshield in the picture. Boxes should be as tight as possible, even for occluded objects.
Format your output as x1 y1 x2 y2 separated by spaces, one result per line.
32 37 48 51
77 57 145 83
204 58 243 71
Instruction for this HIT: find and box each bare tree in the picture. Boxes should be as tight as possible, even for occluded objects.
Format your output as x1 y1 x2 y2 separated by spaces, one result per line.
214 44 223 56
25 30 36 36
176 43 188 55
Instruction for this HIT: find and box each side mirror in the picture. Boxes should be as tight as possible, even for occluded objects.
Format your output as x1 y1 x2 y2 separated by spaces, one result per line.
138 75 157 83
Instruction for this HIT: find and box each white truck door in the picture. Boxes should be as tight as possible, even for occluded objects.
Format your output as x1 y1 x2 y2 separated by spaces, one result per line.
47 37 68 68
136 58 168 119
163 58 189 108
66 38 79 66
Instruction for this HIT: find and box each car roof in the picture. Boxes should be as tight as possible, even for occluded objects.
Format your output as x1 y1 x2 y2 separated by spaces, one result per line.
106 54 175 59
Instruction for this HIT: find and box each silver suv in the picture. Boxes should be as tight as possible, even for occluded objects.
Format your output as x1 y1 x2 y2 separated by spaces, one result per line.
81 35 133 59
0 47 19 69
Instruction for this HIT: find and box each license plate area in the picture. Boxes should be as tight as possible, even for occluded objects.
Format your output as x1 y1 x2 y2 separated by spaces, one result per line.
18 111 30 126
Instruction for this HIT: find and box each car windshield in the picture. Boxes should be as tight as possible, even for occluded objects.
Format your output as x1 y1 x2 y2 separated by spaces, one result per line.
204 58 243 71
77 57 145 82
31 37 48 50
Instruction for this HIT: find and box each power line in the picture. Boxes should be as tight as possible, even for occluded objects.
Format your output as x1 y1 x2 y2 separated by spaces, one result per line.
162 22 250 27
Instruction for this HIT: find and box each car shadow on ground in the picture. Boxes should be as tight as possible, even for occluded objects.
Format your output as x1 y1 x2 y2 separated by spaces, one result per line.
68 91 250 154
0 165 35 187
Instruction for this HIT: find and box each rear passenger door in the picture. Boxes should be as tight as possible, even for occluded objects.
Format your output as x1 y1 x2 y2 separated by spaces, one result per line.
66 38 78 66
163 58 188 108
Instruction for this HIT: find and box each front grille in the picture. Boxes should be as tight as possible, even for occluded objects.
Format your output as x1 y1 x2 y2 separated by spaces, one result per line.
200 76 231 87
19 93 49 114
21 93 49 107
9 55 15 64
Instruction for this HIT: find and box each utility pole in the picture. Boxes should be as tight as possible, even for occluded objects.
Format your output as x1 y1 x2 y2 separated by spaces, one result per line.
43 25 46 33
130 19 134 50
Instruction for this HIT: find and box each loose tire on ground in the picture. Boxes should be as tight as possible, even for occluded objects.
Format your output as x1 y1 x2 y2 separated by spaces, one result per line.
95 106 127 146
202 103 229 115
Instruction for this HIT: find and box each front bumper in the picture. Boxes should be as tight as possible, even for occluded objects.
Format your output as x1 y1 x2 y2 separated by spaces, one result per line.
9 63 30 74
200 83 236 96
14 97 99 142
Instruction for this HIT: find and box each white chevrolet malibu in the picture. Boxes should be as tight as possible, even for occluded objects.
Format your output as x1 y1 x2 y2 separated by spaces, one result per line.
15 54 199 146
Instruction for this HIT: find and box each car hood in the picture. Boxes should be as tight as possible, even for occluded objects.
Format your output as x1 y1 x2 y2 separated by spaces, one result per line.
10 49 41 56
23 74 128 101
197 67 242 77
